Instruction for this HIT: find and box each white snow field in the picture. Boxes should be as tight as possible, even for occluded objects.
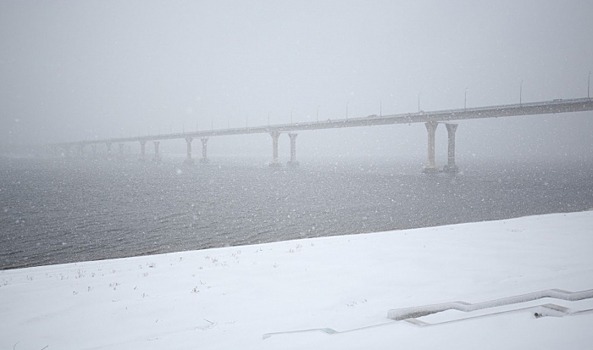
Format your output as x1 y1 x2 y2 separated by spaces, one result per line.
2 211 593 350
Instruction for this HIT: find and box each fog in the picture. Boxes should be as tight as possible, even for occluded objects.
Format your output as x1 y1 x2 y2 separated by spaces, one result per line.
1 0 593 162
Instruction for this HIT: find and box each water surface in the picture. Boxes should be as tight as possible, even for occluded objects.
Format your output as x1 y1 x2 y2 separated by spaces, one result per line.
1 156 592 269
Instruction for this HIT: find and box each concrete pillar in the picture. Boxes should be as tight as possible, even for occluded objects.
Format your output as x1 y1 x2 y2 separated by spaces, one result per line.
269 131 281 167
288 133 299 167
200 137 209 163
139 140 147 161
153 141 161 162
423 121 439 173
184 137 194 165
443 123 459 173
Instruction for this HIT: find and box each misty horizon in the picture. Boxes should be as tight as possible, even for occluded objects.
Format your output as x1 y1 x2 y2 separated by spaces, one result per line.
1 0 593 163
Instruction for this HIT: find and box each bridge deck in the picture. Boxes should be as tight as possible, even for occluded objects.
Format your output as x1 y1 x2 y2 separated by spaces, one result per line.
58 98 593 146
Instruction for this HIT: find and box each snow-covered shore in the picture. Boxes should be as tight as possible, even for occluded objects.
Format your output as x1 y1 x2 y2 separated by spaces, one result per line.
2 211 593 349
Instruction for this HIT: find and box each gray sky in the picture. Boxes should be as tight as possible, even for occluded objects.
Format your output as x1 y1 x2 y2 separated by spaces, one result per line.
1 0 592 161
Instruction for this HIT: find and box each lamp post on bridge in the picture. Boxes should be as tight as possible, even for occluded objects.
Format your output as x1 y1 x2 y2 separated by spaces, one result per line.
316 105 319 123
464 88 468 110
346 101 349 119
587 71 591 98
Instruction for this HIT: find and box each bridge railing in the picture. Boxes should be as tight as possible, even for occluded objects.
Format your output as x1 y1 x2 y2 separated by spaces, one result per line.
52 97 593 147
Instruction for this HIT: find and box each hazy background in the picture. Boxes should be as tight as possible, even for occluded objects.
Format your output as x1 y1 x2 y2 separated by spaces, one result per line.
1 0 592 163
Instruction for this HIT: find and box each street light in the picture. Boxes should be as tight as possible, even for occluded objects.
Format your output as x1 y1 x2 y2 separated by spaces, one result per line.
346 101 349 119
464 88 468 110
587 71 591 98
316 105 319 122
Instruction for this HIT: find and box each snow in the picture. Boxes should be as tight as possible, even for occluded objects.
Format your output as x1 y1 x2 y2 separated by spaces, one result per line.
2 211 593 349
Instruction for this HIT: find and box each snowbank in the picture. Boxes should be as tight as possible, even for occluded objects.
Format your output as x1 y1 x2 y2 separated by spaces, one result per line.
2 211 593 349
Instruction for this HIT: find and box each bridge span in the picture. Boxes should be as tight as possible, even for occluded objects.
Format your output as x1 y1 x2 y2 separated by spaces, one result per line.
53 97 593 173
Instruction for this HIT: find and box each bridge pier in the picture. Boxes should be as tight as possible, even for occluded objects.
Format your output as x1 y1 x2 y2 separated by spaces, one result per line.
184 137 194 165
200 137 209 163
153 141 161 162
269 131 281 167
139 140 146 161
287 133 299 167
443 123 459 173
423 121 439 173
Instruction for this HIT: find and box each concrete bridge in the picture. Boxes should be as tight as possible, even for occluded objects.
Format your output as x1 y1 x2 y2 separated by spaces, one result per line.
53 97 593 173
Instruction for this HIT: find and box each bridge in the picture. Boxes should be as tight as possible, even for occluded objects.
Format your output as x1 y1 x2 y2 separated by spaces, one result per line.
53 97 593 173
